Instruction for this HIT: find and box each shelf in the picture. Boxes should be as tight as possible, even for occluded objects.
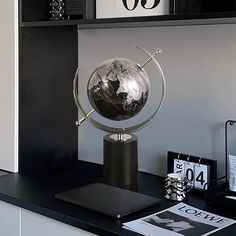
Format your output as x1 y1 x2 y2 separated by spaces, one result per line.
20 12 236 29
20 19 83 27
79 13 236 29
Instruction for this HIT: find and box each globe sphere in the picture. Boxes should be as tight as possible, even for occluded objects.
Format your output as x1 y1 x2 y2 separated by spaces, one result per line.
87 58 150 121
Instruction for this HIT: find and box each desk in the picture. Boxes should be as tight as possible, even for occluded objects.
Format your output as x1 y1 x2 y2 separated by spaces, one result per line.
0 161 235 235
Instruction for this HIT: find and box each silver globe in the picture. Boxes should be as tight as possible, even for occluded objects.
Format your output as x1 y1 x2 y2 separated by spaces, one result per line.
73 46 166 134
87 58 150 121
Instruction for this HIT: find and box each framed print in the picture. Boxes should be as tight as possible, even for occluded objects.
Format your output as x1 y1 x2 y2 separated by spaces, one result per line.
96 0 170 19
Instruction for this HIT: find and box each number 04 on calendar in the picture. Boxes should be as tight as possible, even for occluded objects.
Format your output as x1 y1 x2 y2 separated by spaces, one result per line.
167 151 217 191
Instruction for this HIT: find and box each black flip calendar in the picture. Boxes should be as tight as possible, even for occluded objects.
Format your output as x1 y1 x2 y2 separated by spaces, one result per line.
167 151 217 191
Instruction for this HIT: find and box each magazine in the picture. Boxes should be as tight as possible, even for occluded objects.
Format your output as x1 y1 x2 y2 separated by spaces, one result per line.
123 203 235 236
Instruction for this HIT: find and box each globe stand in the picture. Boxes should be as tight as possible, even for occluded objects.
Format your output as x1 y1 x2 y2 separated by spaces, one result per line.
103 134 138 189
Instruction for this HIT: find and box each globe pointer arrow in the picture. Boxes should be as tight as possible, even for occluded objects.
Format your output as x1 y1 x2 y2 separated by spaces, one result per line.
76 109 95 126
138 48 162 69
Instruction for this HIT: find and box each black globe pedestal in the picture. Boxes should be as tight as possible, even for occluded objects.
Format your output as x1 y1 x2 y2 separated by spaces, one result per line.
103 134 138 190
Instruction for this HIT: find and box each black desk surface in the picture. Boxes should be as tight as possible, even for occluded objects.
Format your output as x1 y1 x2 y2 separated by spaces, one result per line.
0 161 235 236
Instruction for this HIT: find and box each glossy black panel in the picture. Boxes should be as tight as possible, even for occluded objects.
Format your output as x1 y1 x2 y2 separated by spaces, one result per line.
19 27 78 176
175 0 236 14
22 0 51 21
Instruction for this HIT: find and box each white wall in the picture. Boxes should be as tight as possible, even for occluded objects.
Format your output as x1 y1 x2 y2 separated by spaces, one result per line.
78 24 236 177
0 0 18 172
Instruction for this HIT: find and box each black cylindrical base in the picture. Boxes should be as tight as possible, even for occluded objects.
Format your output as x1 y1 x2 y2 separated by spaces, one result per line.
103 134 138 189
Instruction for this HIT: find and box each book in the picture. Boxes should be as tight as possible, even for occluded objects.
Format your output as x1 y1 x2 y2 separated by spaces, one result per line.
123 203 235 236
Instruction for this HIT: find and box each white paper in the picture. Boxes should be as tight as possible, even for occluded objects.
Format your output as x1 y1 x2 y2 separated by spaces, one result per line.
229 155 236 192
123 203 235 236
194 164 209 190
173 159 186 174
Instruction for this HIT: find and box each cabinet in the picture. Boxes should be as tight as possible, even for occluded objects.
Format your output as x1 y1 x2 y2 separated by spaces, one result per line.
0 0 18 172
0 201 20 236
20 0 236 28
0 200 97 236
21 209 97 236
17 1 236 174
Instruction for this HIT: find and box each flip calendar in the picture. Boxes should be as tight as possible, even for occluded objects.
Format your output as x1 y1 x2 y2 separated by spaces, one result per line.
168 151 217 191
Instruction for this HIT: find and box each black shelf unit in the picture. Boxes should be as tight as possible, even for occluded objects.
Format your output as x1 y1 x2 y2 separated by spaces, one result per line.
19 1 79 175
20 12 236 28
78 12 236 29
18 0 236 175
20 0 236 28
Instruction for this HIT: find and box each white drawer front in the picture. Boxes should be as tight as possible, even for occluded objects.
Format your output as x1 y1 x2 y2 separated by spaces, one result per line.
0 200 20 236
21 209 98 236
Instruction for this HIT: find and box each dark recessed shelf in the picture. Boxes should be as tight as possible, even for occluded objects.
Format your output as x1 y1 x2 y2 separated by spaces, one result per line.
20 12 236 29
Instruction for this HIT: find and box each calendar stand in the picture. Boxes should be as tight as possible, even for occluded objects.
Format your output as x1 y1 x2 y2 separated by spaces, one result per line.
205 120 236 206
167 151 217 192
